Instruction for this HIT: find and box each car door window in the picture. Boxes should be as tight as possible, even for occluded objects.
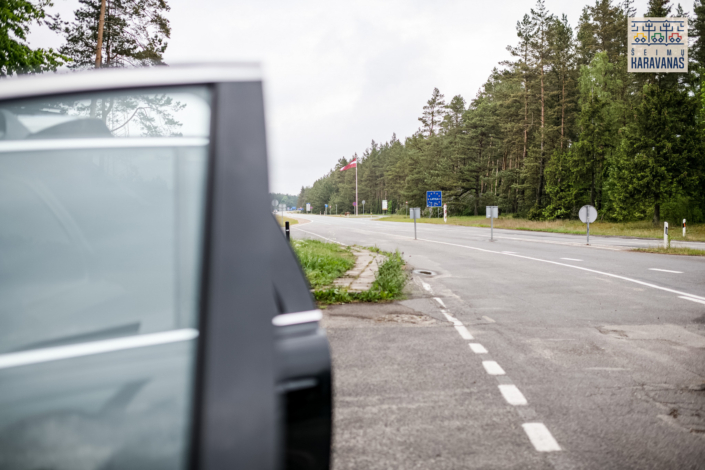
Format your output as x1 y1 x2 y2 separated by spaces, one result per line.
0 87 210 470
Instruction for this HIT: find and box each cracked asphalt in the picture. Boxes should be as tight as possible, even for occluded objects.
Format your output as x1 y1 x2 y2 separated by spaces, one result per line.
293 214 705 469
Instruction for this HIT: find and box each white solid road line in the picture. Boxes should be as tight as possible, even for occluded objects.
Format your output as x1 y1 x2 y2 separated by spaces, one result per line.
561 258 582 261
482 360 505 375
499 384 528 406
297 219 705 302
409 236 705 302
649 268 683 274
290 226 347 246
522 423 562 452
679 296 705 305
455 325 474 340
434 297 447 308
469 343 488 354
482 316 496 323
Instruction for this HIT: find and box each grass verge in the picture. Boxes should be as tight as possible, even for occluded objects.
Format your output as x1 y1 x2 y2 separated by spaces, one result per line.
276 216 299 227
632 246 705 256
377 214 705 242
291 239 354 288
312 251 408 304
291 239 408 304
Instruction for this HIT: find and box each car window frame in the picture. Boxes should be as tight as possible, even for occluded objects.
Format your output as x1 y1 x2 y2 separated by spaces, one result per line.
0 76 284 470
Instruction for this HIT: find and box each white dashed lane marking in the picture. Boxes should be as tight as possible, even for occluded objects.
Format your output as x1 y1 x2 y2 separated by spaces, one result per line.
649 268 683 273
560 258 582 261
469 343 488 354
454 325 474 340
522 423 562 452
433 296 562 454
482 316 496 323
499 384 528 406
482 361 506 375
433 297 446 308
442 311 463 326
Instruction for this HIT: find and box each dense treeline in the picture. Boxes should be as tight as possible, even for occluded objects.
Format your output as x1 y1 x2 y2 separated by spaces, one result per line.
298 0 705 224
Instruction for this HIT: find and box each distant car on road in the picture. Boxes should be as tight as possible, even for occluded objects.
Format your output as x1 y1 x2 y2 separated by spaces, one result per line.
0 64 331 470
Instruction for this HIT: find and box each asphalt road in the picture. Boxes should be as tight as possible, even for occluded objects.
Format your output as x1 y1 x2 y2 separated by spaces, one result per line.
291 214 705 470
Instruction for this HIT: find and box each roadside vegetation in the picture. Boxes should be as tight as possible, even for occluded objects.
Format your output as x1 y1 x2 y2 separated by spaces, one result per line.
276 216 299 227
291 239 354 288
291 240 408 304
296 0 705 232
632 246 705 256
377 215 705 242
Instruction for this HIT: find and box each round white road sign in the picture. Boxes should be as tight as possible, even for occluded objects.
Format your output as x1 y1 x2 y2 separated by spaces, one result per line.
579 205 598 223
272 199 278 207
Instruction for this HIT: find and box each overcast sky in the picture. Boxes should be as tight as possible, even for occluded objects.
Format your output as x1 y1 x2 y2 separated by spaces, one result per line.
30 0 653 195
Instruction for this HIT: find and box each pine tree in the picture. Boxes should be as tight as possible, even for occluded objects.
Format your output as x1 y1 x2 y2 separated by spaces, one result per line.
693 0 705 69
610 83 699 223
418 88 447 136
51 0 170 68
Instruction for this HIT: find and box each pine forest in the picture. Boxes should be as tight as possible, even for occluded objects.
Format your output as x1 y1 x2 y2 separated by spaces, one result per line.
297 0 705 225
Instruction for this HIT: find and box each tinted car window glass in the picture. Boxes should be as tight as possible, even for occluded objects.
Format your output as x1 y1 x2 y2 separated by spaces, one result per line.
0 87 210 470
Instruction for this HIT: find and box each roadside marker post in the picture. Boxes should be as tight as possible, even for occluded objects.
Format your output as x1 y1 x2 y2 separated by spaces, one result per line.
443 204 447 223
579 205 598 245
486 206 498 241
683 219 686 238
411 207 420 239
285 221 290 240
664 222 669 248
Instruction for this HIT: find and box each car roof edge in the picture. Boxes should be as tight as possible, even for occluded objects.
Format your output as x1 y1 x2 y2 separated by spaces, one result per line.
0 63 262 101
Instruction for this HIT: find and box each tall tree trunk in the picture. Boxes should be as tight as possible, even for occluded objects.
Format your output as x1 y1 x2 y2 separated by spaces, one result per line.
560 76 566 150
537 51 545 206
653 203 660 226
95 0 107 68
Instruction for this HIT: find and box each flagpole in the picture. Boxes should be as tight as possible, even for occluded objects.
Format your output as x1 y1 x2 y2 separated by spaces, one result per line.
355 159 358 216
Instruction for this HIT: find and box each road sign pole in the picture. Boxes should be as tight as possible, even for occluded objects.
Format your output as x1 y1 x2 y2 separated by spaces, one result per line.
587 218 590 245
491 213 494 241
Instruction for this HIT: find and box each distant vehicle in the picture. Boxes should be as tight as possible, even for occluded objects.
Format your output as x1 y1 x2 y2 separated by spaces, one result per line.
669 32 682 42
634 32 646 42
0 65 331 469
652 32 664 42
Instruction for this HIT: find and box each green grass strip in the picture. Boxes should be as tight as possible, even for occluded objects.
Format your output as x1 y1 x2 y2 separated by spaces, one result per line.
632 246 705 256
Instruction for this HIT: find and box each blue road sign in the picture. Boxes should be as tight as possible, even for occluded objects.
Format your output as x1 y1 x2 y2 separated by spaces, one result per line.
426 191 442 207
325 204 328 208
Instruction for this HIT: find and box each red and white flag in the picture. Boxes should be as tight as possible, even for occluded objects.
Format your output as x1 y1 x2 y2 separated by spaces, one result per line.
340 159 357 171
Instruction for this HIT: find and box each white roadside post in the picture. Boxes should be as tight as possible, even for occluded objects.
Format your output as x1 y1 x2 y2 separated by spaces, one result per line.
412 207 420 240
579 205 598 245
664 221 669 249
683 219 686 238
362 200 365 215
486 206 498 241
443 204 447 223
